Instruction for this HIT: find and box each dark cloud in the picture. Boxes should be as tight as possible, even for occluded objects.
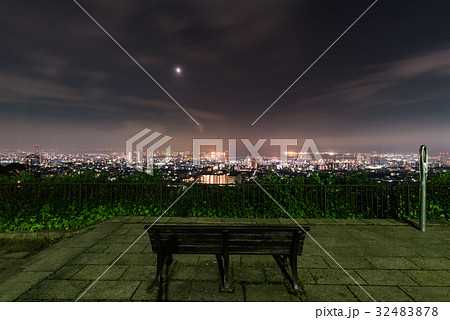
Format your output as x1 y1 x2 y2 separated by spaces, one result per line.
0 0 449 153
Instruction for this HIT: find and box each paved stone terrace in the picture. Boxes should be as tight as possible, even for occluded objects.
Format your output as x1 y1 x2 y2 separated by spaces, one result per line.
0 217 448 302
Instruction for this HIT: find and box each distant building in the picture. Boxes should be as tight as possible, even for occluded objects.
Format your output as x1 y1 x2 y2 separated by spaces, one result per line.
440 152 449 165
227 172 242 184
199 174 228 184
23 154 40 167
357 153 362 163
33 145 40 156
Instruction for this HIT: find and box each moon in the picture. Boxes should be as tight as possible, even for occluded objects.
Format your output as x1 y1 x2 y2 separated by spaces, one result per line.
175 67 182 74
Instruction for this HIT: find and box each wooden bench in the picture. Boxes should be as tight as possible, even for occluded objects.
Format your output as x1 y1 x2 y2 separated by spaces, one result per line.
144 224 310 291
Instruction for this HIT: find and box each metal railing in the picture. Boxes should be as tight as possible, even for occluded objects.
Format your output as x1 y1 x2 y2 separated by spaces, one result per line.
0 182 449 220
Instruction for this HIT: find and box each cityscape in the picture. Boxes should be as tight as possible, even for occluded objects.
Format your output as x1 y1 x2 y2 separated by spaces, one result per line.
1 144 449 184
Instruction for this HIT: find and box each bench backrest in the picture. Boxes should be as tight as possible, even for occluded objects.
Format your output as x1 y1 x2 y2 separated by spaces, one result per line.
145 225 309 255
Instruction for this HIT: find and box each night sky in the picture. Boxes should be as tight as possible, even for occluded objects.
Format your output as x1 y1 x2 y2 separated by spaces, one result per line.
1 0 449 155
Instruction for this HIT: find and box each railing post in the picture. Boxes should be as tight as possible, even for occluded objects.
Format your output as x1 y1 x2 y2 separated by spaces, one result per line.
78 183 82 212
419 145 428 232
159 184 163 215
242 184 245 216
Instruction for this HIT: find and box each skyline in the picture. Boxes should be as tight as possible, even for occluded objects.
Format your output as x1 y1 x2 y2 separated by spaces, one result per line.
1 1 450 153
2 146 449 162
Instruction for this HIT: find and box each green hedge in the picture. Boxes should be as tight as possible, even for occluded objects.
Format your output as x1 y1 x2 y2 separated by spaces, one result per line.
0 171 449 232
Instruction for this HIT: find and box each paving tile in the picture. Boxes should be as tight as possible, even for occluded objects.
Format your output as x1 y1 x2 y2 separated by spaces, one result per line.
104 243 147 254
197 254 218 266
48 264 85 280
121 216 146 223
141 244 155 255
415 247 450 258
171 254 199 265
298 256 330 269
323 246 365 257
407 257 450 270
300 285 358 302
114 253 156 266
402 270 450 286
298 268 316 285
100 234 148 244
401 286 450 302
126 223 152 230
302 244 329 256
304 219 337 225
91 222 122 233
195 218 231 224
197 254 240 267
0 271 52 301
356 270 418 286
0 258 22 269
333 219 366 225
169 217 198 224
188 281 244 301
120 266 157 281
0 268 20 284
251 218 281 225
124 228 149 236
324 256 375 269
1 252 29 259
349 285 413 302
62 231 109 248
70 253 118 265
78 280 140 301
263 266 286 283
233 266 265 283
366 257 421 270
131 281 159 301
158 280 191 301
309 269 366 285
278 218 308 226
327 245 417 258
18 279 90 301
245 284 299 302
24 247 85 271
385 219 410 226
85 242 110 253
170 265 220 281
141 217 171 224
241 255 277 267
362 219 397 225
311 237 357 246
72 265 128 281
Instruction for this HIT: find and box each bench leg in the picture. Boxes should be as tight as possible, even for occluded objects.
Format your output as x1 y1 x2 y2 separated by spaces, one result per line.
154 252 166 288
282 255 288 267
166 254 173 267
273 254 300 291
216 254 233 292
215 254 224 281
223 253 229 290
290 254 299 290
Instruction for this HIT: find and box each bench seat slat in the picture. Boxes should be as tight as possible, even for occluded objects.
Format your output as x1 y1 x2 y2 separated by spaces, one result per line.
151 234 297 242
147 246 293 255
